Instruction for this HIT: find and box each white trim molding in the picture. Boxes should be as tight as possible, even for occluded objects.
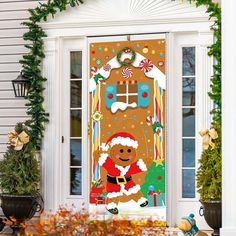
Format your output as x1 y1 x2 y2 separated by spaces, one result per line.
221 0 236 235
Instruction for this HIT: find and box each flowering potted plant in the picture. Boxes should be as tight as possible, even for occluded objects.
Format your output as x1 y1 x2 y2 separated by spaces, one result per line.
0 123 43 234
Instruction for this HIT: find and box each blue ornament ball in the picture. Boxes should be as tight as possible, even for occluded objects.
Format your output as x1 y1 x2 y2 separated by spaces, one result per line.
148 185 155 191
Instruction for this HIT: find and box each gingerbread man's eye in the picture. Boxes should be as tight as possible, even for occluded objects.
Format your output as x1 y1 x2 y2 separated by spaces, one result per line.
127 149 131 153
120 149 124 153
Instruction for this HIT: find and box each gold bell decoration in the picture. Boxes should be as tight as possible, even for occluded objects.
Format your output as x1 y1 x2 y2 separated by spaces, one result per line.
8 129 30 151
199 128 218 150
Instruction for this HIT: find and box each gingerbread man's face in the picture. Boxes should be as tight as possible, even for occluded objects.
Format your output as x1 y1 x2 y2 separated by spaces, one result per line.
110 144 137 166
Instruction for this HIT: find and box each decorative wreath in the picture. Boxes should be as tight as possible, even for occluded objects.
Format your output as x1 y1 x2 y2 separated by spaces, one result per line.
117 47 136 67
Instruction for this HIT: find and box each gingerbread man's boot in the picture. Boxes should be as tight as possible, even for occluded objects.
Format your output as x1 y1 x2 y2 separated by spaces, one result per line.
106 202 119 215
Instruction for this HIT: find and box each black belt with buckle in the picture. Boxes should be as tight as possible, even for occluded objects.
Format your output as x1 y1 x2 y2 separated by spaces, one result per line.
107 175 132 185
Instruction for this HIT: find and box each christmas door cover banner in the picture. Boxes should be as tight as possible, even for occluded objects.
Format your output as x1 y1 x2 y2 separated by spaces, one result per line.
89 37 166 220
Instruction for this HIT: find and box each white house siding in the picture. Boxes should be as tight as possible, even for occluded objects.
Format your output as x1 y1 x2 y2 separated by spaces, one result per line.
0 0 46 158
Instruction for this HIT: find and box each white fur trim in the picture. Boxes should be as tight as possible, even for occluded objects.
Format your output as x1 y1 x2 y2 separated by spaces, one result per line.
110 137 138 149
100 143 109 151
114 164 130 176
107 202 117 210
98 153 109 166
137 159 147 171
138 197 148 205
107 184 141 198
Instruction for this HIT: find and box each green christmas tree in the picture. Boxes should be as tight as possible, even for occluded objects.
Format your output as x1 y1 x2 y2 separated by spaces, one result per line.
141 161 165 207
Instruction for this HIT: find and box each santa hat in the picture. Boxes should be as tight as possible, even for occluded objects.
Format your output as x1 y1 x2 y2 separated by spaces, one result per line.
100 132 138 151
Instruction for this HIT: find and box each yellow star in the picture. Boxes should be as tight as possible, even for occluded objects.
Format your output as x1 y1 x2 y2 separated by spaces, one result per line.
154 159 163 166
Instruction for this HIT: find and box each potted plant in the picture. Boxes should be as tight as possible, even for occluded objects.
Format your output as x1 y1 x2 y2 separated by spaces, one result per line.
0 123 43 235
197 122 222 236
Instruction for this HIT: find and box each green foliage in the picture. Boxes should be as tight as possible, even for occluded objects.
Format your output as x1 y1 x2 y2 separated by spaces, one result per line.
0 124 40 195
197 123 221 201
192 1 222 201
20 0 84 149
193 0 221 124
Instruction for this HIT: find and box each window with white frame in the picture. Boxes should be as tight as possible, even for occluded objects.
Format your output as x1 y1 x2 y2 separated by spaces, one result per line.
116 81 138 104
70 51 83 196
182 47 196 198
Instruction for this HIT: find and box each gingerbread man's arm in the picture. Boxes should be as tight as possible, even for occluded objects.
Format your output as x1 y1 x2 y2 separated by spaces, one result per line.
100 166 107 188
127 159 148 175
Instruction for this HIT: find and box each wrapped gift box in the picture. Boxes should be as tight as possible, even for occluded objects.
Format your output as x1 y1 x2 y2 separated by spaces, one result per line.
147 190 165 207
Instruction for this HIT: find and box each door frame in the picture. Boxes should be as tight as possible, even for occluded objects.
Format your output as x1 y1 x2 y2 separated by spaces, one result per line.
41 16 213 227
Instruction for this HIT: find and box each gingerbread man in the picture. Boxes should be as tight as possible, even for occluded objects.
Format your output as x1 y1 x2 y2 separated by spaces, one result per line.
94 132 151 215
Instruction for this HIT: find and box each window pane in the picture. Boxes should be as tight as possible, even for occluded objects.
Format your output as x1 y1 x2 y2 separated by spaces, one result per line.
183 139 195 167
71 139 82 166
71 168 82 195
71 110 82 137
183 108 195 137
182 169 195 198
117 84 126 94
117 96 127 103
183 78 195 106
71 51 82 79
71 81 82 108
128 84 138 93
183 47 195 76
128 95 138 103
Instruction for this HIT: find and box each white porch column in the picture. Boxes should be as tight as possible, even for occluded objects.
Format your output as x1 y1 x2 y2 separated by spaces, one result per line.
221 0 236 235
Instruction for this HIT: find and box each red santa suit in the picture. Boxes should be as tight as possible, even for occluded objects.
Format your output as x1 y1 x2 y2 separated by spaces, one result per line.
99 154 147 198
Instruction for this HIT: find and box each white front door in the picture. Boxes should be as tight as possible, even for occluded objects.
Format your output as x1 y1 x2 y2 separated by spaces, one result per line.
61 38 89 208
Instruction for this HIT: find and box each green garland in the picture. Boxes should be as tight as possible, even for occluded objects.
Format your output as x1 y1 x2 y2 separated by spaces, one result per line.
19 0 221 150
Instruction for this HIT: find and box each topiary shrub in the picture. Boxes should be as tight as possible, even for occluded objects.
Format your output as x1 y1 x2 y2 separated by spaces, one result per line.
196 122 221 202
0 123 40 195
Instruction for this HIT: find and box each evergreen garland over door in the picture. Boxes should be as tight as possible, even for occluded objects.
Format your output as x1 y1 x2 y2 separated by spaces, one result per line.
89 36 166 220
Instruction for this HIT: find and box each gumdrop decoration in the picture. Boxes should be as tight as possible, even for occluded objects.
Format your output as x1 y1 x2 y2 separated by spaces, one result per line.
158 61 164 67
96 58 103 66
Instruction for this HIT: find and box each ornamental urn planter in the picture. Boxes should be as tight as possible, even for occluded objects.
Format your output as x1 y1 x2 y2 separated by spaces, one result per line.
199 200 222 236
0 194 43 235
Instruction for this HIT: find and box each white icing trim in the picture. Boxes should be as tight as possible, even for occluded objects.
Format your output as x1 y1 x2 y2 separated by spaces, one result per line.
110 137 138 149
100 143 109 151
89 52 166 92
138 197 148 205
114 164 130 176
98 153 109 166
107 184 141 198
107 202 117 210
124 184 141 196
137 159 147 171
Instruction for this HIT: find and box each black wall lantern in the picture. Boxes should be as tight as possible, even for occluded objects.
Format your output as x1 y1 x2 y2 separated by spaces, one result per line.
12 73 31 98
